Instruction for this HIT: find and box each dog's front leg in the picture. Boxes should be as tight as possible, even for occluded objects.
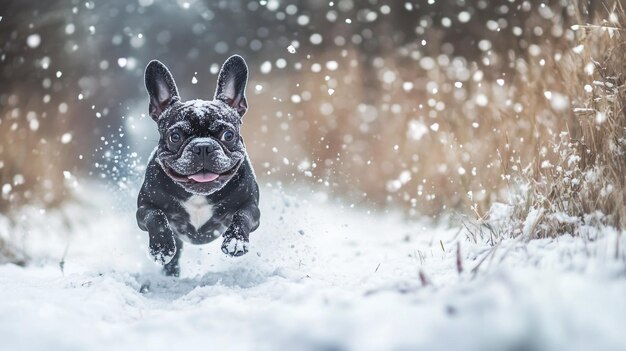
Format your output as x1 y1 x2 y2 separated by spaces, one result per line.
137 206 178 268
221 202 260 257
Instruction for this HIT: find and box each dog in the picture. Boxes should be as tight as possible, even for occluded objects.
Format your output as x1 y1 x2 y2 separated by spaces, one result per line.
136 55 260 277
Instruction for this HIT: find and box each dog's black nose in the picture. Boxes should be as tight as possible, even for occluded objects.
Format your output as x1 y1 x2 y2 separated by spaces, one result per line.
191 143 218 157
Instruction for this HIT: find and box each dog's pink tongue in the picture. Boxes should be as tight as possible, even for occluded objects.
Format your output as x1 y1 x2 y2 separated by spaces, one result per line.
188 172 219 183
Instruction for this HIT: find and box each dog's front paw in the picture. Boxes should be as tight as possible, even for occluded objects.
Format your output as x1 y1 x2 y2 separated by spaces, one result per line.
149 236 177 265
221 235 249 257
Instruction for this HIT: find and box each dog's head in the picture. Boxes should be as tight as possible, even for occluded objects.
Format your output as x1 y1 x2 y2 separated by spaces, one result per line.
144 55 249 195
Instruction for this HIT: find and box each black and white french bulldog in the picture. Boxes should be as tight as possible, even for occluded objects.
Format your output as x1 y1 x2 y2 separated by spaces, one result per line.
136 55 260 277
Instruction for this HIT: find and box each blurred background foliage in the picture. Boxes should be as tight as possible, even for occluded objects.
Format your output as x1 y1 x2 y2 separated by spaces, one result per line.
0 0 619 220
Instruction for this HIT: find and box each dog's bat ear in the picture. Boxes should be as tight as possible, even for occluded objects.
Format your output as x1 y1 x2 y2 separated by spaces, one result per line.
214 55 248 117
145 60 179 121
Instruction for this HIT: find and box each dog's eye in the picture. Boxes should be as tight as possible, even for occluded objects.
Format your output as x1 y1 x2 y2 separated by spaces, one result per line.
169 132 182 143
221 130 235 142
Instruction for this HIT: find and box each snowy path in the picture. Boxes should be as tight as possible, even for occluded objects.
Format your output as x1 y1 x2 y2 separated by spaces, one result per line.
0 186 625 351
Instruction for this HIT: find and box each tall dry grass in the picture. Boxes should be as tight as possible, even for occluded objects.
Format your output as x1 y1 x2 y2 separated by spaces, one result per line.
502 2 626 237
465 1 626 238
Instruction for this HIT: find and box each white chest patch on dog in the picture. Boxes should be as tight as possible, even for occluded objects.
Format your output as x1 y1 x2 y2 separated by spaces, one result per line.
181 195 213 230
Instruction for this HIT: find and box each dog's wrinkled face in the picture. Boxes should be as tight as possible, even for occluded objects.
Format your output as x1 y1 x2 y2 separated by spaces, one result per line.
144 55 249 195
155 99 245 195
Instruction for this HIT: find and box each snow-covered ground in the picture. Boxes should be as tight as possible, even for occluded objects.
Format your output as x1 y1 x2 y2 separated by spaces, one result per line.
0 184 625 351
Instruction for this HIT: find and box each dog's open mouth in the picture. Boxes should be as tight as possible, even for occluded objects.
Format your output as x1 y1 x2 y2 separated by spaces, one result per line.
162 161 241 184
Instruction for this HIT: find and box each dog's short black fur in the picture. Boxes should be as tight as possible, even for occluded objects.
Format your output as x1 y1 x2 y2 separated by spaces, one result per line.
137 55 260 277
